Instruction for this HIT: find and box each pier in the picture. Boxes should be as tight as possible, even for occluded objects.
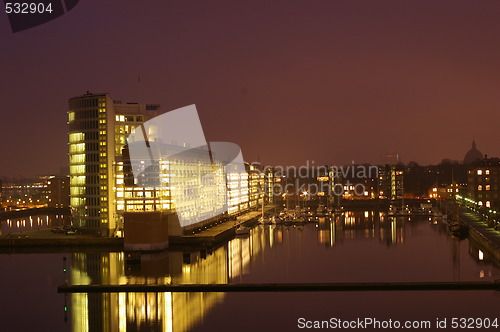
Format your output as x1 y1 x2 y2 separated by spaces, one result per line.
58 281 500 293
170 207 274 247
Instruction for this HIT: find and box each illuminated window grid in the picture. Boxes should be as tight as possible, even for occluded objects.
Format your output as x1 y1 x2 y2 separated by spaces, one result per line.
227 172 249 215
169 158 227 222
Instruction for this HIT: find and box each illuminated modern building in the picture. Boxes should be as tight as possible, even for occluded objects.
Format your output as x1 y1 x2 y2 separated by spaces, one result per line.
226 163 249 215
69 92 269 238
120 142 229 236
247 163 263 209
68 92 161 236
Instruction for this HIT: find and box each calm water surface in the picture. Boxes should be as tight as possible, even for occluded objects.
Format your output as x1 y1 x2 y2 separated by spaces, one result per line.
0 214 69 235
0 211 498 331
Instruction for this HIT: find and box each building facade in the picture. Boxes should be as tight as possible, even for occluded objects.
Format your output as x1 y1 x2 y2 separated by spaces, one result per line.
68 92 160 236
69 92 268 237
378 164 404 201
47 176 70 208
467 158 500 211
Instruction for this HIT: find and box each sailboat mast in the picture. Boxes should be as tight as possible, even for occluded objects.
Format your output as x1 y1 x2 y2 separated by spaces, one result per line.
261 177 265 218
401 169 405 210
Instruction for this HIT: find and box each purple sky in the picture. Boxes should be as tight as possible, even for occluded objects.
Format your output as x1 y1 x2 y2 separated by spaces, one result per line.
1 0 500 177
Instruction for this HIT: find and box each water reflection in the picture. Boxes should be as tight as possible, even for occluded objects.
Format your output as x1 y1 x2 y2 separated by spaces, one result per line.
68 224 291 331
66 210 499 332
70 250 226 332
316 211 406 247
0 214 69 235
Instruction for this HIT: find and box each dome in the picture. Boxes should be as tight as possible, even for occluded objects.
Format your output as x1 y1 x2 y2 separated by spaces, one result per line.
464 140 483 164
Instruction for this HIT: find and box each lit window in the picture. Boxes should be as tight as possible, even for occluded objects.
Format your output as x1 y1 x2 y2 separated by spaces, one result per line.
485 170 490 175
478 201 483 206
478 185 482 191
477 170 483 175
486 201 491 208
486 185 490 191
69 132 84 143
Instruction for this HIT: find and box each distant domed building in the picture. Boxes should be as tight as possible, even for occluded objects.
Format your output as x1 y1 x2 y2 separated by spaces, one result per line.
463 140 484 164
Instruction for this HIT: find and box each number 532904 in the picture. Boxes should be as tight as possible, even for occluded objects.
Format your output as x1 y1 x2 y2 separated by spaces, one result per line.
5 2 54 14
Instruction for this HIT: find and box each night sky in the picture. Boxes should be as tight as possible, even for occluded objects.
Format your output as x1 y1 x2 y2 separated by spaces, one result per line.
1 0 500 177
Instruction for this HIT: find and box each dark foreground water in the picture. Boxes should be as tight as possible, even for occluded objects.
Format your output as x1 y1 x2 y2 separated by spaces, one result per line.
0 211 499 332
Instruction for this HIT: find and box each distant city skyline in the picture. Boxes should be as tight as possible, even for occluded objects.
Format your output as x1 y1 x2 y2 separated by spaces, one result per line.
2 1 500 177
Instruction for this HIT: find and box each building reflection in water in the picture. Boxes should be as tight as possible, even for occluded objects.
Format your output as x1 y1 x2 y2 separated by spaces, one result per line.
317 211 405 247
467 240 498 271
69 224 283 332
66 210 426 331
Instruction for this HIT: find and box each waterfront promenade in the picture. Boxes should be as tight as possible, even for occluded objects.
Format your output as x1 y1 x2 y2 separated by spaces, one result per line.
0 228 123 252
459 207 500 262
443 202 500 262
170 206 275 247
0 206 275 251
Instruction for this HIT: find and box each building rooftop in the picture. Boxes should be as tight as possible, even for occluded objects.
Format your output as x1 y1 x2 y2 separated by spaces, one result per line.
464 140 484 164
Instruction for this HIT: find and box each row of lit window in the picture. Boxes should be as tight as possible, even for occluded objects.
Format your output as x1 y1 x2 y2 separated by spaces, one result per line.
70 154 85 164
69 143 85 153
228 191 249 198
477 185 493 191
478 201 492 208
477 169 491 175
69 131 100 141
117 203 170 211
115 125 133 135
115 115 143 122
69 132 85 143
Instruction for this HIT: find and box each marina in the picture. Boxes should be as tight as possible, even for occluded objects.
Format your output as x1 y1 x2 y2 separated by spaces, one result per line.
1 209 499 332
